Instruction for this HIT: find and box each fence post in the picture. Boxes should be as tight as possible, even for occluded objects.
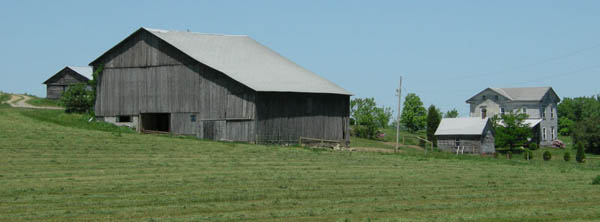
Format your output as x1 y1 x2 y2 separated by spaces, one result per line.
424 138 427 155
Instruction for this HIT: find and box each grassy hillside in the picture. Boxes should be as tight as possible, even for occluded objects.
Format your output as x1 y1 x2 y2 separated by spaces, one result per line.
24 95 62 107
1 106 600 221
0 91 11 104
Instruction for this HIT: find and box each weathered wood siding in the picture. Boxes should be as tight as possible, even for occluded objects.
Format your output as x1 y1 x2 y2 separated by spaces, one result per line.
436 132 495 154
96 64 255 118
46 85 65 100
93 28 346 144
437 135 483 154
171 112 198 135
255 92 350 144
45 68 88 99
96 30 195 68
225 120 255 142
481 129 495 153
94 29 256 141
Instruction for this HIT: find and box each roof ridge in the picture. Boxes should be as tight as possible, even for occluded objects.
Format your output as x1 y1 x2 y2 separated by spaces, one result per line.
142 27 248 37
67 65 91 69
136 27 351 95
498 86 551 89
491 88 513 100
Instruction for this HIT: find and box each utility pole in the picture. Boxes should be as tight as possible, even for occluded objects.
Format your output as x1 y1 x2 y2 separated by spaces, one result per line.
395 76 403 152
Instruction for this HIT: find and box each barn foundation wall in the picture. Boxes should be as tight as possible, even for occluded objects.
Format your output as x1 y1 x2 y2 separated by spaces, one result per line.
99 116 140 129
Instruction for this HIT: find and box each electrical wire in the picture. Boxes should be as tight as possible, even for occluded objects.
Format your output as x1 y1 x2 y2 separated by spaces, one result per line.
440 42 600 82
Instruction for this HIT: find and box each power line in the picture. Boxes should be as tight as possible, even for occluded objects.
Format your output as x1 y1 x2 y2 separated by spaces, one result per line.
441 42 600 82
513 64 600 85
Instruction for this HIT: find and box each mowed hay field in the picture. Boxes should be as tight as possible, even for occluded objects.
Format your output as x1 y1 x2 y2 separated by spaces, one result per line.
1 106 600 221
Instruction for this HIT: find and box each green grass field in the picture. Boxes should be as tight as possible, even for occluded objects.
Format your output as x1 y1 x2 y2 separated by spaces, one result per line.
1 106 600 221
0 91 10 104
24 95 62 107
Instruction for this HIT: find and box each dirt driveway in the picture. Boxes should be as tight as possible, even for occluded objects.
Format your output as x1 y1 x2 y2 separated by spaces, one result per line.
5 94 63 110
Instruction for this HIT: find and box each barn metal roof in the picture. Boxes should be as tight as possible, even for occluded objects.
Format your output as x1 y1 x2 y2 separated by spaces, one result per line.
435 117 491 136
134 28 351 95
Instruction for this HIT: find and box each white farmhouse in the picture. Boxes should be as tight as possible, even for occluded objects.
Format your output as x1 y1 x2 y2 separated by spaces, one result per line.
466 87 560 146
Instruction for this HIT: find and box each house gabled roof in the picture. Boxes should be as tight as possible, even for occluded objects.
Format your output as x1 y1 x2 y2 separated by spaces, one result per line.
43 66 93 84
466 87 560 103
434 117 492 136
90 27 352 96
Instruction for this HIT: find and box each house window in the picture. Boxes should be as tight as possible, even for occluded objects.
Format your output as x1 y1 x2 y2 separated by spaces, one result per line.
190 114 196 122
551 127 555 140
500 107 505 115
481 108 487 118
494 95 499 101
482 95 487 101
455 137 460 147
543 127 547 141
522 107 527 113
550 107 554 119
117 116 132 123
542 108 546 119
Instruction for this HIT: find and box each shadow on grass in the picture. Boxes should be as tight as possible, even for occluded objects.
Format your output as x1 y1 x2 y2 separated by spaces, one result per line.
18 109 134 134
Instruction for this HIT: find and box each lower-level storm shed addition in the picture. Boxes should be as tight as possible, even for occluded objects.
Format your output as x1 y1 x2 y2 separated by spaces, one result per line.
90 27 352 144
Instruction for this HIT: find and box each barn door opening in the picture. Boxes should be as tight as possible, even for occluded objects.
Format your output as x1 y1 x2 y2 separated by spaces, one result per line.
141 113 170 133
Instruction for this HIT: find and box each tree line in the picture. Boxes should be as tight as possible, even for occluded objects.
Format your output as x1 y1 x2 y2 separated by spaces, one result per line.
350 93 459 142
558 95 600 154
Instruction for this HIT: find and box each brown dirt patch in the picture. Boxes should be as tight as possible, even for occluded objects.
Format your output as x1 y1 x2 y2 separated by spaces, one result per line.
353 147 400 153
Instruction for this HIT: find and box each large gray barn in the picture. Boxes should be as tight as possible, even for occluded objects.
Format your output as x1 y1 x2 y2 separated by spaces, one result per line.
435 117 495 154
90 27 351 145
43 66 92 99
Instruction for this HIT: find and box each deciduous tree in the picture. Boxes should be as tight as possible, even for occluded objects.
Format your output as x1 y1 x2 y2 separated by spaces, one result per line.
444 109 459 118
492 112 532 150
572 116 600 154
60 83 94 114
350 98 392 139
400 93 427 133
374 106 393 129
558 95 600 136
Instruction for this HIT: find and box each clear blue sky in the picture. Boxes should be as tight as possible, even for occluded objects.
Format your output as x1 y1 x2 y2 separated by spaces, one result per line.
2 1 599 116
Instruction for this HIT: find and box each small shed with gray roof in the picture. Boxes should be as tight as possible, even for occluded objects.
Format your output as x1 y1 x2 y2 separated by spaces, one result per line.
43 66 93 99
90 27 351 145
435 117 495 154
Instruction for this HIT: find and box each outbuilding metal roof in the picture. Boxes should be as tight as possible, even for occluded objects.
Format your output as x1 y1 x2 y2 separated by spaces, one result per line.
67 66 93 80
43 66 93 84
435 117 491 136
94 27 351 95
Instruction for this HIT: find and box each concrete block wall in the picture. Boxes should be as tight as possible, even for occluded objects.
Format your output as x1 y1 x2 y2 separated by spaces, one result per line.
99 116 139 129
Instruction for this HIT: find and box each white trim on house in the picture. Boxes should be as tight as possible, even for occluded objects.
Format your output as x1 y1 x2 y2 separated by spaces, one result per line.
543 127 547 141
